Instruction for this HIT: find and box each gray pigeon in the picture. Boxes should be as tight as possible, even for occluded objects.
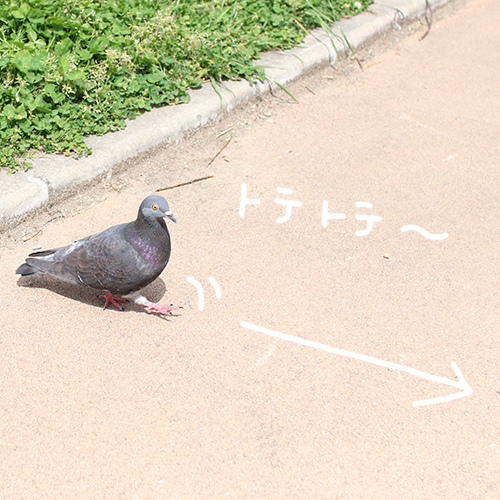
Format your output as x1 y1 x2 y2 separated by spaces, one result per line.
16 195 178 315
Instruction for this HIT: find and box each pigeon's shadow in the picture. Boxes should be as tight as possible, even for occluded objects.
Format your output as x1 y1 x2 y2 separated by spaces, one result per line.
17 274 169 314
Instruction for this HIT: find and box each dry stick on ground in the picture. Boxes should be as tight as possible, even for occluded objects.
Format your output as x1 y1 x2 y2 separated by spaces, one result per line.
420 0 433 41
362 61 382 70
156 134 231 191
21 214 64 242
216 126 235 138
156 175 214 192
206 133 232 167
22 227 42 242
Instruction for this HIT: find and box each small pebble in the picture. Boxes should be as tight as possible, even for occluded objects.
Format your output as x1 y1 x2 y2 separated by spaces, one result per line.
32 245 42 251
383 253 390 259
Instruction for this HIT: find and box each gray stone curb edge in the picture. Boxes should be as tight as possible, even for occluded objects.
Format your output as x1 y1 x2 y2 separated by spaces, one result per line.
0 0 449 230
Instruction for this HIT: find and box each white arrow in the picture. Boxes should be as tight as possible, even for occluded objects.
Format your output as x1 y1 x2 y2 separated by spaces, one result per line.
240 321 472 407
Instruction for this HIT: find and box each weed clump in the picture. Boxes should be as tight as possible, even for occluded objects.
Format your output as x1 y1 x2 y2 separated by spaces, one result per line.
0 0 371 172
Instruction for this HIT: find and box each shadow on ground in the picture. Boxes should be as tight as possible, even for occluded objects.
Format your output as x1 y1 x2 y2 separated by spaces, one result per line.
16 274 173 315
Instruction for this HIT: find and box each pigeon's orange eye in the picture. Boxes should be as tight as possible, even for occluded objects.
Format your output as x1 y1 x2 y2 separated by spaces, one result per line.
152 204 158 210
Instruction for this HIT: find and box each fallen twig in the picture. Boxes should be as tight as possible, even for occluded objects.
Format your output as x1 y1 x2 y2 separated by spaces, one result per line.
22 227 42 242
362 61 381 71
216 126 235 138
207 134 232 167
156 175 214 192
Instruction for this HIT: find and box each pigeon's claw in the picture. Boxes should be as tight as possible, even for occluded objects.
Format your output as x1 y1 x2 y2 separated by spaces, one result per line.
99 291 127 311
133 293 179 316
144 302 179 316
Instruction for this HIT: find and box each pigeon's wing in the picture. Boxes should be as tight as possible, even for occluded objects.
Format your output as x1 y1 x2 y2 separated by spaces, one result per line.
57 224 157 295
55 225 130 293
23 227 132 290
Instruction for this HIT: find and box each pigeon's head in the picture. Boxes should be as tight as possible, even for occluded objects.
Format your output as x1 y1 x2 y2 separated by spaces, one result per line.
139 195 177 223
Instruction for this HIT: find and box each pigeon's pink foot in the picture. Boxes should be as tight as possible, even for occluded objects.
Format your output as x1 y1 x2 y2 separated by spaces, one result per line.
144 301 179 316
99 291 127 311
133 294 179 316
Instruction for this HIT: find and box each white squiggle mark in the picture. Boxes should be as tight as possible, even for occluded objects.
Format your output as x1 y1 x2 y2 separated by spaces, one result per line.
187 277 204 311
401 225 449 240
208 277 221 299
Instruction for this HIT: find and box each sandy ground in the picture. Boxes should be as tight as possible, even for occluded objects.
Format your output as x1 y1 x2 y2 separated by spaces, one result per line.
1 0 499 498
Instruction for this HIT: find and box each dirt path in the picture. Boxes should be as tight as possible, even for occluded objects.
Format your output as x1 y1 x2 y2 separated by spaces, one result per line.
1 0 499 497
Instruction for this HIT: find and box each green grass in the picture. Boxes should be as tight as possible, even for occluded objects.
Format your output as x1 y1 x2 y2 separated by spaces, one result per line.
0 0 372 173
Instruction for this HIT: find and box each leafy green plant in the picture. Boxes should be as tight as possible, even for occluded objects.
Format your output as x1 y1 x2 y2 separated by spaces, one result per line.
0 0 371 173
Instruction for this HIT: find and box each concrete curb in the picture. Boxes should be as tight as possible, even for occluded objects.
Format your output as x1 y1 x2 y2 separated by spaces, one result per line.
0 0 449 230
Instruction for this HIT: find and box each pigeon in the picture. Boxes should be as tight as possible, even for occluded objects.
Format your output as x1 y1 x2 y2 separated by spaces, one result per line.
16 195 178 316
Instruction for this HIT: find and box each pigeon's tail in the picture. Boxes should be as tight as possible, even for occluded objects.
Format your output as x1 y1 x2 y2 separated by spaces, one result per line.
16 247 60 276
21 257 82 286
16 247 82 286
16 262 39 276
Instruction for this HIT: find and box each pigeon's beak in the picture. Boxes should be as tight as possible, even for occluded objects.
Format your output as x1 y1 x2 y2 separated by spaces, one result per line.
165 211 177 223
